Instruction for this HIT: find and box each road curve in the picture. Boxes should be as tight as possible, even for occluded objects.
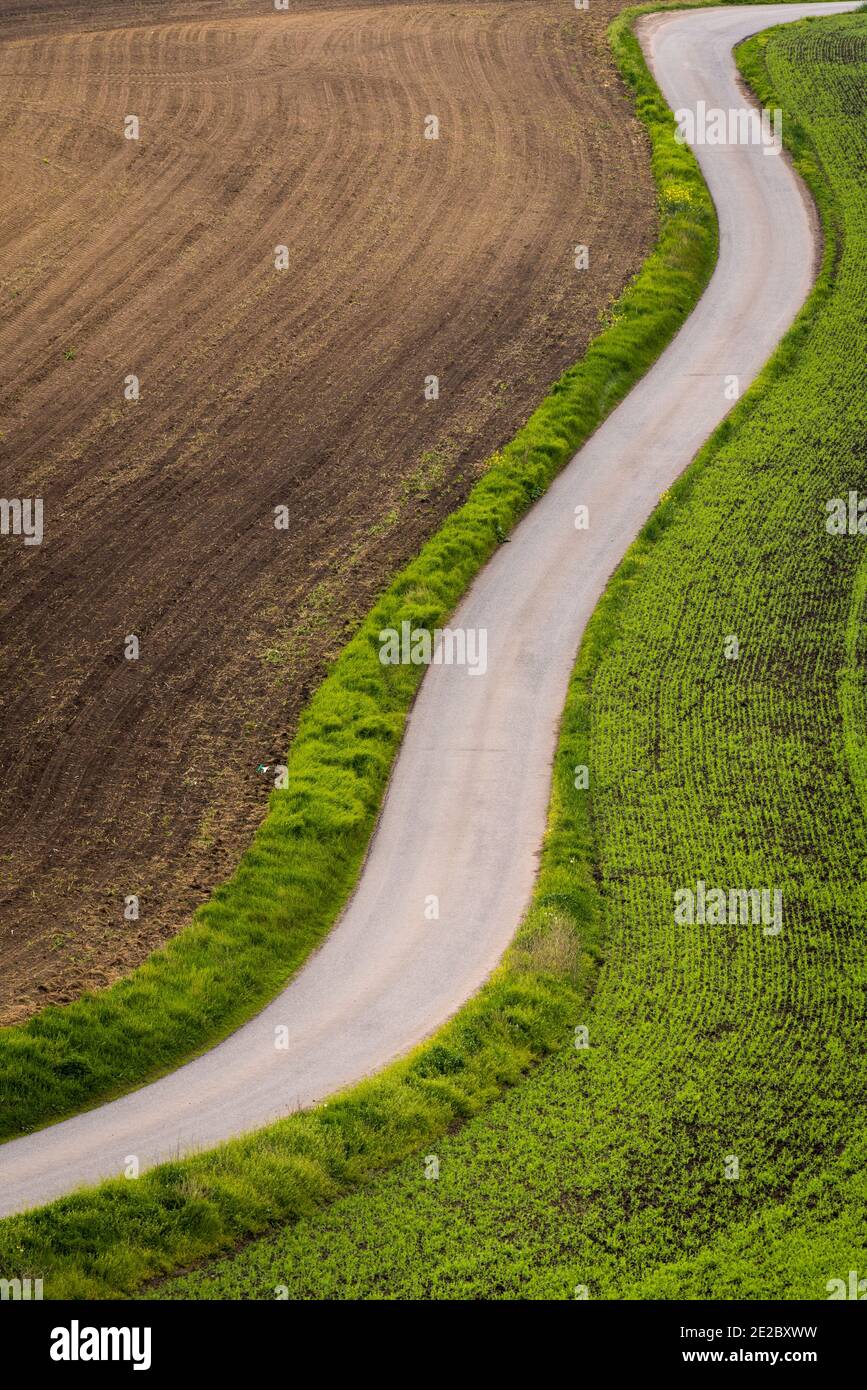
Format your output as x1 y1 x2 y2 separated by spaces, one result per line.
0 3 856 1218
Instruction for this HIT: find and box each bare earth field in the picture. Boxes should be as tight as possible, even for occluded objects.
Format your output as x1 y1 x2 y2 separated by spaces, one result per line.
0 0 653 1024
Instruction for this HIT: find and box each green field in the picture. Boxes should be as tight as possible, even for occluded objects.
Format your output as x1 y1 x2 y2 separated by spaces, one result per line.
155 12 867 1300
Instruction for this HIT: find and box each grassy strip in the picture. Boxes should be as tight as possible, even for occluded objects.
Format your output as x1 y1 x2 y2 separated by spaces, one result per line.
153 11 867 1303
0 4 723 1294
0 3 716 1143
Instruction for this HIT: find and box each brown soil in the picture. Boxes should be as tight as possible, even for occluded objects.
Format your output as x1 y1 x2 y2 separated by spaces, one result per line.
0 0 654 1024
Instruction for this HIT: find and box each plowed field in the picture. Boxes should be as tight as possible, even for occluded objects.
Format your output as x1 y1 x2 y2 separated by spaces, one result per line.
0 0 653 1022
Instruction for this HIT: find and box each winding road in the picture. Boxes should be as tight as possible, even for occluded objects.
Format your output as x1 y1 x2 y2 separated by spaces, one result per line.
0 2 856 1219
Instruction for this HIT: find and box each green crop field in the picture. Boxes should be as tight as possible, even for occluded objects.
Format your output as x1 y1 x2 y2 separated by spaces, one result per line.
156 12 867 1301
